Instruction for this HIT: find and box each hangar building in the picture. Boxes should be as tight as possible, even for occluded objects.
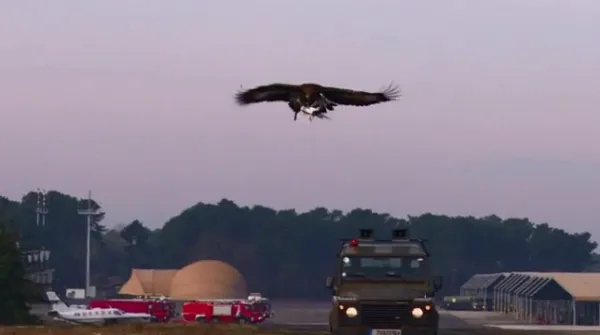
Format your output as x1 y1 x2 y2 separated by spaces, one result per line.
119 259 247 300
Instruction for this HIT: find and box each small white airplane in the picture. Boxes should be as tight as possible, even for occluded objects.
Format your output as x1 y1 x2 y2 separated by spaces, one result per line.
46 291 152 325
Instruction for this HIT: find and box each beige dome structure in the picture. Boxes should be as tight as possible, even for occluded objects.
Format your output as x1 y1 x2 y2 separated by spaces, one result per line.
169 260 247 300
119 269 178 296
119 260 247 300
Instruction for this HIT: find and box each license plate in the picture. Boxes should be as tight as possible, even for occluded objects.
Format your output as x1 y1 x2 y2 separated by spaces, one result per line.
371 330 402 335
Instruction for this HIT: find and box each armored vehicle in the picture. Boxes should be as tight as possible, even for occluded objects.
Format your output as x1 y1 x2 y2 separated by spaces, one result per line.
326 228 442 335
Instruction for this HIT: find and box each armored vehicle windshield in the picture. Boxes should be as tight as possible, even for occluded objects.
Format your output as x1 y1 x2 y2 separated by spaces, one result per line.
338 240 429 279
341 255 427 279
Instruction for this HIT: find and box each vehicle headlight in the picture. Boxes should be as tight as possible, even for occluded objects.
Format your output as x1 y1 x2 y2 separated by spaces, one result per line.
411 307 423 318
345 307 358 318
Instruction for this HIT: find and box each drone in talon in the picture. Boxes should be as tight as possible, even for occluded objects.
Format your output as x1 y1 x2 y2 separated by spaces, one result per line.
235 82 400 122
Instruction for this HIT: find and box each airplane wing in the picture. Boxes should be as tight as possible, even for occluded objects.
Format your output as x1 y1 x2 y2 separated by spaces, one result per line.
48 313 96 326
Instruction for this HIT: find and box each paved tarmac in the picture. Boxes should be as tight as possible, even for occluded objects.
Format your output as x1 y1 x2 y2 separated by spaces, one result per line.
486 324 600 332
266 302 600 334
34 300 600 334
266 301 516 329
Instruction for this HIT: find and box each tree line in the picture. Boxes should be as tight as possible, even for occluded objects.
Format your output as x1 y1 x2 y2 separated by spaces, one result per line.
0 190 597 302
0 216 41 324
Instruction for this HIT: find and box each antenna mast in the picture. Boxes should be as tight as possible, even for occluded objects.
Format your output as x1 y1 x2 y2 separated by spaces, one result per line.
35 189 48 226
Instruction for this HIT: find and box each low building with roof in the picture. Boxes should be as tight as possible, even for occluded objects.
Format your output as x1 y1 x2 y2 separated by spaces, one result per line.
461 272 600 325
459 273 508 310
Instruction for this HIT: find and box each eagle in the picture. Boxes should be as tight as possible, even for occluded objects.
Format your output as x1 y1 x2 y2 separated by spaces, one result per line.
235 82 400 121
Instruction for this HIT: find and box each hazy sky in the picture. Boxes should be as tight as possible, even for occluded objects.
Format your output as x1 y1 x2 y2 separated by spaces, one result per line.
1 1 599 238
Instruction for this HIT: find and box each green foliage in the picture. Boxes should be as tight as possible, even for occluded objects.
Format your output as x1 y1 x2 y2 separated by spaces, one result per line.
2 191 106 292
584 253 600 272
1 191 597 300
151 201 597 299
0 221 39 325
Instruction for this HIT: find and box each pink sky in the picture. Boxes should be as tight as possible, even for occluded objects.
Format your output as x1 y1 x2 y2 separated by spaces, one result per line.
1 1 599 238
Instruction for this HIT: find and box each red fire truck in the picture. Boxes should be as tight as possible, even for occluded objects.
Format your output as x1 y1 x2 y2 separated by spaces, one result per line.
181 293 273 324
247 293 273 320
88 297 175 322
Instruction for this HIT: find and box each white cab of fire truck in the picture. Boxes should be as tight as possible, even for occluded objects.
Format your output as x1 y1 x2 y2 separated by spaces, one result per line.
248 293 261 300
248 293 274 318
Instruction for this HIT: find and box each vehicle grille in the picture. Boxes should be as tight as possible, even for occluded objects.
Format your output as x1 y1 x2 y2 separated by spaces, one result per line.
360 303 411 326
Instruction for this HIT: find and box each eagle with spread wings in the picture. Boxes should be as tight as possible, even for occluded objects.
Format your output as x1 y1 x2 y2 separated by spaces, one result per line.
235 82 400 121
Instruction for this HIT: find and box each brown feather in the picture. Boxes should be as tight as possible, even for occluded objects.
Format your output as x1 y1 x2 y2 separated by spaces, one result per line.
298 83 323 95
235 83 302 105
318 82 401 107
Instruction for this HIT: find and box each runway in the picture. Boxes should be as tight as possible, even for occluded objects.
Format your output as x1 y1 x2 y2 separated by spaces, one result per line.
265 302 600 334
265 311 471 328
33 301 600 334
266 301 507 328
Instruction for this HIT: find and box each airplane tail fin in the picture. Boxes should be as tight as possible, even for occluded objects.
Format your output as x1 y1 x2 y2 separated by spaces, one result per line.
46 291 70 312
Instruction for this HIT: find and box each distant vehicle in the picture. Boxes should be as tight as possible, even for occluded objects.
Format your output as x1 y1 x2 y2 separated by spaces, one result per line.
325 228 443 335
46 291 152 325
181 294 273 324
88 297 176 322
442 296 488 311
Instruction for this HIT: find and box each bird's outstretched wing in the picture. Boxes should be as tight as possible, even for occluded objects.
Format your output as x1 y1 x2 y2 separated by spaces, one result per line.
235 83 302 105
318 82 401 107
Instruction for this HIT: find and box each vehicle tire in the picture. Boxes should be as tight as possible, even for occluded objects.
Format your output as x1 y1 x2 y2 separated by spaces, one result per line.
209 317 219 323
237 317 249 324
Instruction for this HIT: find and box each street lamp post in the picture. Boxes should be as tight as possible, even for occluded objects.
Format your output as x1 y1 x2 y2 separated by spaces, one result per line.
77 191 98 298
